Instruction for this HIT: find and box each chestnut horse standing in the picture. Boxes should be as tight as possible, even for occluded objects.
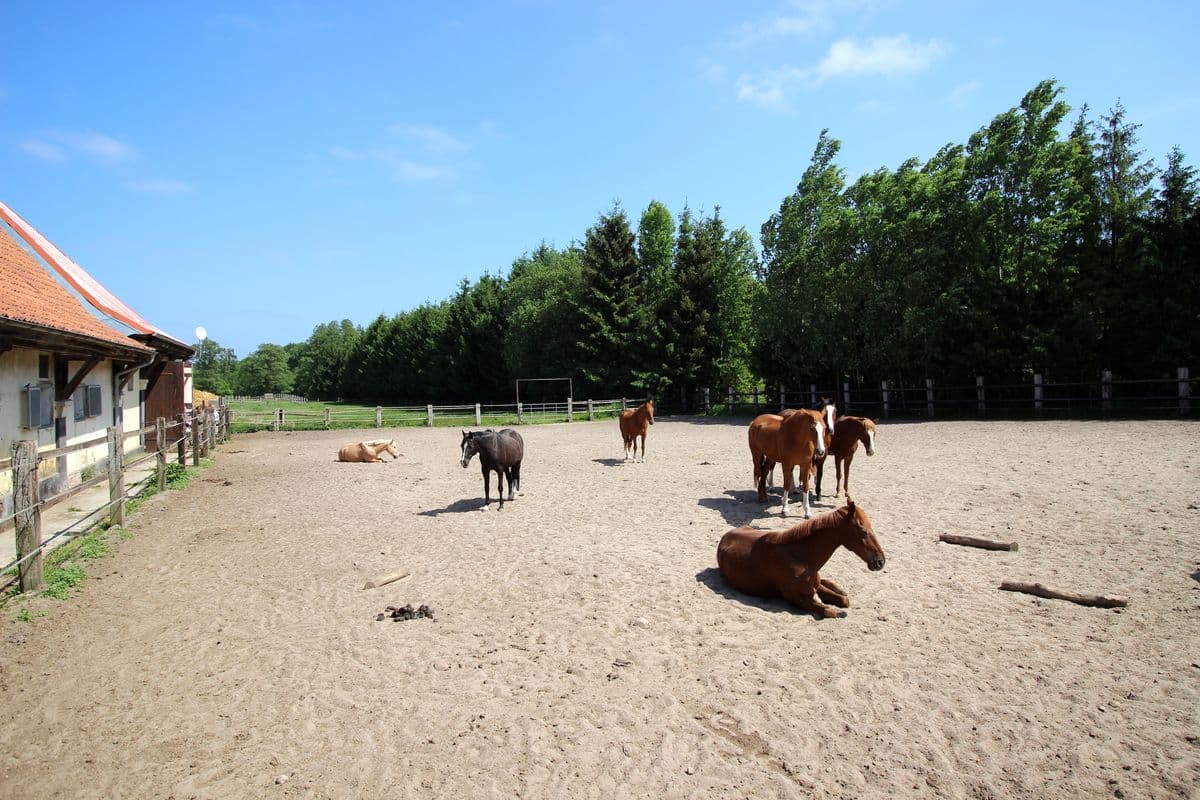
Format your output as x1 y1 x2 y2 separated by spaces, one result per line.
716 499 886 618
619 400 655 462
748 409 826 517
818 415 877 500
773 400 837 493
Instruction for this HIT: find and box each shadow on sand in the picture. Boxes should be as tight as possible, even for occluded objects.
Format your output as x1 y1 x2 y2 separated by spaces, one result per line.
592 458 626 467
694 567 837 618
698 490 839 526
417 498 488 516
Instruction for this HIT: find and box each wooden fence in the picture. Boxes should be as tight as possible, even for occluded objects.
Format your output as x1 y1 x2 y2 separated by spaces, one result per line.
1 403 232 594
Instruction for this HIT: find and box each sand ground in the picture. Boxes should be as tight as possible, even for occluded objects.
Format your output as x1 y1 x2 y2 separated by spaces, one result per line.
0 417 1197 799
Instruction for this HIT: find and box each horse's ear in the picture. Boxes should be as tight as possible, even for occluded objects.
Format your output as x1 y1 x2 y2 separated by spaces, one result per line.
845 497 856 513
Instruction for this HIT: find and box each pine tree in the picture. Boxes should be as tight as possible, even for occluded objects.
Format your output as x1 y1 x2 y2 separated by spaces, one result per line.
575 205 641 394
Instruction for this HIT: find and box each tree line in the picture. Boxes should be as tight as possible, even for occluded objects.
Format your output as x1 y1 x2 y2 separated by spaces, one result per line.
194 80 1198 407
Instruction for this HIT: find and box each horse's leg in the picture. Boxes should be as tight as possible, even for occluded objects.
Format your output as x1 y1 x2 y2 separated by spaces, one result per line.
639 432 646 463
781 583 839 618
834 455 845 498
798 464 811 518
780 462 792 516
814 458 825 498
481 465 491 508
510 462 521 496
817 578 850 608
843 456 853 501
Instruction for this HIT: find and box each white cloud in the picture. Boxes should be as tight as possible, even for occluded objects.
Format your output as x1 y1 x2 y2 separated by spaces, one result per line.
735 34 947 112
388 123 466 155
947 80 980 106
815 35 946 82
731 0 835 46
390 159 450 182
130 179 194 196
19 138 67 162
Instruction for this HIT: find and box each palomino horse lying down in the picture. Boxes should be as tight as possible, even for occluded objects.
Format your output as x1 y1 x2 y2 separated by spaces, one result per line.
337 439 399 463
716 499 885 618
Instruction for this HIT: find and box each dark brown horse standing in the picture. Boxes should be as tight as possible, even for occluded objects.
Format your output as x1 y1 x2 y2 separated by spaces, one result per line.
460 428 524 509
716 499 886 618
619 400 655 462
748 409 826 517
813 415 877 500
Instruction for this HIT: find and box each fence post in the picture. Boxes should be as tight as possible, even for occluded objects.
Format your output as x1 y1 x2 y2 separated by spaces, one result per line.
567 397 573 423
176 414 186 465
809 384 817 407
192 413 201 466
881 381 890 418
1102 370 1113 416
12 440 43 592
1179 367 1190 415
704 388 711 415
976 376 986 416
324 408 331 429
842 380 851 412
156 417 167 492
621 397 627 410
517 402 524 424
752 386 759 413
779 385 786 411
376 406 383 428
279 408 285 429
426 404 433 427
727 387 734 415
272 408 280 433
925 378 935 419
199 411 209 458
587 399 594 421
475 403 482 426
1033 373 1044 416
107 426 125 528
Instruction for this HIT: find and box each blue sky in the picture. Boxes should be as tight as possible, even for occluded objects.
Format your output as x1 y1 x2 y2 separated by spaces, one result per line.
3 1 1197 358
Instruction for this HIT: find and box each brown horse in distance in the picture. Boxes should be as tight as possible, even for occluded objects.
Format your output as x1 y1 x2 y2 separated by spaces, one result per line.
716 499 886 618
817 415 877 500
619 400 655 462
748 409 826 517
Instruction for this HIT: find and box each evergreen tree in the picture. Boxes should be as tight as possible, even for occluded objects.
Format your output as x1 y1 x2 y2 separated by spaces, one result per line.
574 204 641 394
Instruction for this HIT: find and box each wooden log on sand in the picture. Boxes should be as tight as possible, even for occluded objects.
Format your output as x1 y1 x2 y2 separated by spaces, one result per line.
999 581 1128 608
939 534 1018 552
362 570 411 589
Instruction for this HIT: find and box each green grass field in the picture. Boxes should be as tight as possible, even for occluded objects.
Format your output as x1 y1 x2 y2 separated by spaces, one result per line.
226 399 625 432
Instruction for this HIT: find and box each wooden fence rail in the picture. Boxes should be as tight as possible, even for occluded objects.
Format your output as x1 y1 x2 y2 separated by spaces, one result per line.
3 402 233 594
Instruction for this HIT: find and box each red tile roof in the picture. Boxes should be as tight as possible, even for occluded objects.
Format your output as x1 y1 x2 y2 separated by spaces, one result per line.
0 224 152 353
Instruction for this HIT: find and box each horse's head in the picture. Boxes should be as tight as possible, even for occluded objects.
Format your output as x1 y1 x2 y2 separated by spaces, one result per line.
861 419 877 456
841 499 885 571
383 439 399 458
809 412 827 457
645 399 655 425
822 402 837 436
460 431 478 468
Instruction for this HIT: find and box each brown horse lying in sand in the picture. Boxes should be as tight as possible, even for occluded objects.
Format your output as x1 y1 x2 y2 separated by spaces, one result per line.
619 400 655 462
716 499 885 618
337 439 399 463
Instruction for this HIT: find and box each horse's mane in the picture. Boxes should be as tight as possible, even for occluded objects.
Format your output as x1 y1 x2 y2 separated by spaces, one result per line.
771 505 854 544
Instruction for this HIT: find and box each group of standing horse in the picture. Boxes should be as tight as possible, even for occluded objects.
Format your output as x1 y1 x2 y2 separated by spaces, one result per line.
452 395 885 617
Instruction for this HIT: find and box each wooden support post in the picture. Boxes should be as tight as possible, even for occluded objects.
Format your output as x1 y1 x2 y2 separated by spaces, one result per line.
517 402 524 424
881 380 890 418
704 387 711 415
779 385 786 411
727 388 734 415
475 403 482 426
176 414 186 465
925 378 935 419
198 411 208 458
842 380 851 412
156 417 167 492
192 414 201 466
999 581 1127 609
976 376 986 416
567 397 573 423
278 408 285 429
272 408 280 433
622 397 628 410
426 404 433 427
752 386 759 413
587 399 594 421
1034 373 1044 416
107 426 125 528
324 408 331 429
12 440 43 592
1102 370 1113 416
1179 367 1190 415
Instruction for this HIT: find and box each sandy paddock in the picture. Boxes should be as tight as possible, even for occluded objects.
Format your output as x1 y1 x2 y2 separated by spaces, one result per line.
1 418 1197 799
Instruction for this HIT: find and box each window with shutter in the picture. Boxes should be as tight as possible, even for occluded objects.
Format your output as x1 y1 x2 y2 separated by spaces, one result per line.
86 384 102 418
